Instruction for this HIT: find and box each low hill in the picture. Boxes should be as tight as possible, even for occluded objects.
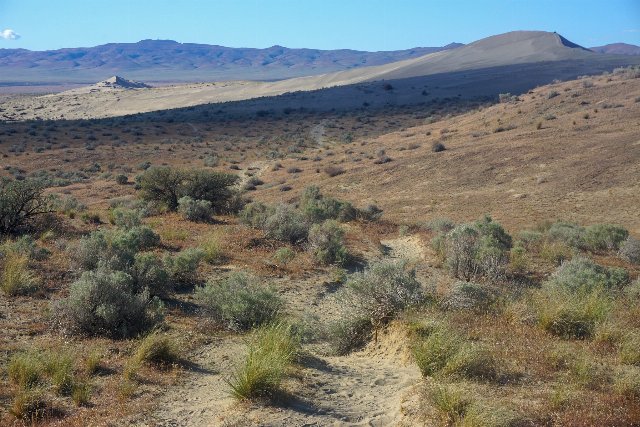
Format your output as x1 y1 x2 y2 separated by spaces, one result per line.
590 43 640 55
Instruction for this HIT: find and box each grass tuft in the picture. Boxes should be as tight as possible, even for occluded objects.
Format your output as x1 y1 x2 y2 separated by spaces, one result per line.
227 322 300 400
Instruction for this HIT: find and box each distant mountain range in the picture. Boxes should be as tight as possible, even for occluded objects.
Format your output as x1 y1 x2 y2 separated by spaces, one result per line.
589 43 640 55
0 40 463 84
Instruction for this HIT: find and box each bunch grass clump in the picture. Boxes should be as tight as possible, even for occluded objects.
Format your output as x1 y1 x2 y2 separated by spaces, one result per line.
132 331 180 366
0 251 40 295
227 322 301 400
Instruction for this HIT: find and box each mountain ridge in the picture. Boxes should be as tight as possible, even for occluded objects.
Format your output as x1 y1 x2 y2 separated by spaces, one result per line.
0 39 463 84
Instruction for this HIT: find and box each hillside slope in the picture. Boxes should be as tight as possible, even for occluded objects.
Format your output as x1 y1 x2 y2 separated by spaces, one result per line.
254 71 640 234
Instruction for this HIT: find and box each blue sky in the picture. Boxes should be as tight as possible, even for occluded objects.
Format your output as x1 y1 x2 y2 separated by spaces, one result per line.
1 0 639 51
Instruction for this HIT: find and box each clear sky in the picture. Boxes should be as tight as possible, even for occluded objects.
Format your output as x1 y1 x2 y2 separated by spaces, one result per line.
1 0 639 51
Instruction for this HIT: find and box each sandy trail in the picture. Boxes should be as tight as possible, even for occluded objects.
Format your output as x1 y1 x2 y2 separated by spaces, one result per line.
145 236 427 426
147 327 419 427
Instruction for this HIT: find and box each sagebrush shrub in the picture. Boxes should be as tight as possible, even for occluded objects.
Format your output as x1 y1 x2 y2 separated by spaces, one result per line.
550 257 629 293
619 237 640 264
357 204 383 221
442 281 497 313
177 196 214 222
444 216 512 281
307 219 348 265
109 207 142 228
547 222 586 249
131 252 171 297
239 201 271 229
52 265 163 338
337 260 424 329
163 248 203 285
299 186 356 223
264 203 309 243
195 272 282 331
73 227 160 271
424 218 455 233
584 224 628 251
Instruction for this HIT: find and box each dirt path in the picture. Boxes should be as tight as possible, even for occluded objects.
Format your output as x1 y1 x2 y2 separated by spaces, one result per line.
146 325 419 427
143 236 427 426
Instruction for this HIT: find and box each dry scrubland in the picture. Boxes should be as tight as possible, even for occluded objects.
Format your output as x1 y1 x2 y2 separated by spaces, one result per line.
0 68 640 426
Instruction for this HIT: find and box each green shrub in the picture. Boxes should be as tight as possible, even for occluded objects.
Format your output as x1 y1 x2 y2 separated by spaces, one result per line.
52 265 164 338
509 245 529 273
195 272 283 331
613 366 640 399
264 203 310 243
540 240 573 266
138 166 238 211
71 381 92 406
307 219 348 265
239 202 271 229
137 166 186 210
8 352 43 389
273 247 295 266
335 260 424 330
109 207 142 228
115 174 128 185
549 257 629 293
516 229 544 250
444 216 512 281
163 248 203 285
10 389 48 420
131 252 171 297
413 327 462 377
299 186 356 223
327 316 373 355
442 281 497 313
584 224 629 251
429 384 470 425
0 178 51 235
133 332 179 366
619 334 640 366
177 196 213 222
227 322 301 400
619 237 640 264
547 222 586 249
